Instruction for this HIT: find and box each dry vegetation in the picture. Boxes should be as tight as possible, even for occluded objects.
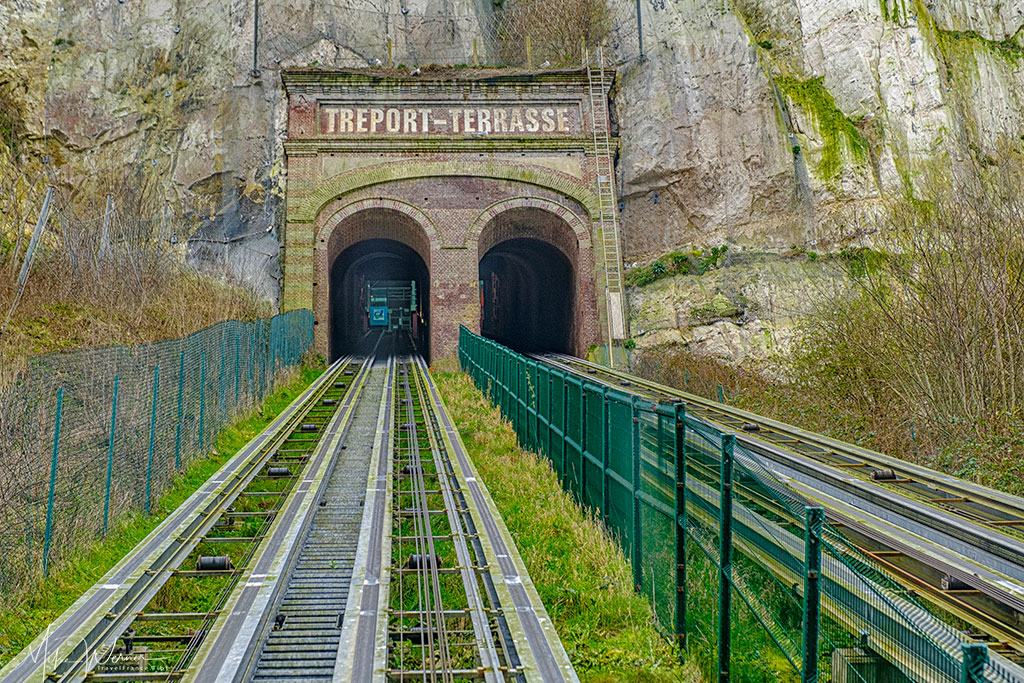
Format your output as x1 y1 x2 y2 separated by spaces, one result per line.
0 171 269 385
636 155 1024 495
496 0 612 66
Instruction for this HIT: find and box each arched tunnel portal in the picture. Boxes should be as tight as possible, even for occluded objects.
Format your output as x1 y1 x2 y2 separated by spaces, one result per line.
477 207 580 355
325 208 431 360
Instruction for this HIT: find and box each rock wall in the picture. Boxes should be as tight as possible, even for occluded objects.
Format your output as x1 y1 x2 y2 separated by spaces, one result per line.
609 0 1024 261
2 0 1021 312
0 0 492 302
627 250 850 366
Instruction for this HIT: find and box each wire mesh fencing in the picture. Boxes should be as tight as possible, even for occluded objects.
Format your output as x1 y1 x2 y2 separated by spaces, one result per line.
0 310 313 599
459 326 1000 682
256 0 641 71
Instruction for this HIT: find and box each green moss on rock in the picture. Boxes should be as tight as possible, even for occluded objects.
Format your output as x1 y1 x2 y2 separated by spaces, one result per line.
776 76 869 182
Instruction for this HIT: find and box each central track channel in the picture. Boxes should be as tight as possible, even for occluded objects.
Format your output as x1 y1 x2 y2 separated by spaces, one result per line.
239 352 393 681
387 358 521 681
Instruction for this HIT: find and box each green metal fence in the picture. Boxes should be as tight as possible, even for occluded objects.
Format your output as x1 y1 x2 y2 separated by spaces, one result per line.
459 326 1004 683
0 310 313 594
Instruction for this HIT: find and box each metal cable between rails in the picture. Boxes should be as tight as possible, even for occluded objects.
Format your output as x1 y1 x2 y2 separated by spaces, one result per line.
400 359 453 681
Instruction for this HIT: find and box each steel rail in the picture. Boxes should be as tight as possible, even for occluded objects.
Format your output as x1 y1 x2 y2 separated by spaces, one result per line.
535 353 1024 662
38 357 356 683
414 354 577 682
399 361 450 680
539 353 1024 537
187 332 386 683
407 359 505 682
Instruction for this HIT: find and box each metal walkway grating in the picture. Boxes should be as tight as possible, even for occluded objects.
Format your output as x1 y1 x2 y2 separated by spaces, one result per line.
249 368 386 682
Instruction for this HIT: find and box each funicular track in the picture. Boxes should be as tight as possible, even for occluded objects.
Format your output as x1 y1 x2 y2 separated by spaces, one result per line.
385 357 516 681
0 352 369 683
534 352 1024 670
5 332 577 683
328 340 577 683
230 337 397 683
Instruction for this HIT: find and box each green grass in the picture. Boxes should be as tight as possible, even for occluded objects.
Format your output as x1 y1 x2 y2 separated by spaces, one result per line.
0 364 325 668
432 369 700 682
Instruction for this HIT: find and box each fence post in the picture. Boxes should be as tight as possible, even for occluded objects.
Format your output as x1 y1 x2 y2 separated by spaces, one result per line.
42 387 64 577
561 373 569 487
802 507 824 682
534 364 541 452
174 349 185 470
234 333 240 407
248 330 256 402
579 381 588 502
219 336 227 426
685 369 689 393
961 644 988 683
145 365 160 515
262 321 270 395
674 400 687 655
199 350 207 450
718 433 735 682
103 376 120 536
631 395 643 592
601 385 610 524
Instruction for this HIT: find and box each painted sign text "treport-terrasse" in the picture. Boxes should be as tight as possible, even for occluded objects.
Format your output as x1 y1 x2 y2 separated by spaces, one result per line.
319 105 581 136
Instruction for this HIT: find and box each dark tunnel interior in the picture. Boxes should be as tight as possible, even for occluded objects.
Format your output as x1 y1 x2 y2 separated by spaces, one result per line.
479 237 574 354
329 238 430 360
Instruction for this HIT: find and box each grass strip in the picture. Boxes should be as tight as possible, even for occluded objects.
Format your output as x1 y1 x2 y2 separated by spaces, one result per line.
432 369 700 682
0 364 325 668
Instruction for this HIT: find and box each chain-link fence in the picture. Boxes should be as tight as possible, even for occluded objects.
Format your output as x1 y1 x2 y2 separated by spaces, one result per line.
0 310 313 599
459 326 1003 683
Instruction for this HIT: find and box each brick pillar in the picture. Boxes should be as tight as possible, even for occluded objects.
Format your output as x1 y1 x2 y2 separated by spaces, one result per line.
282 153 319 349
430 247 479 360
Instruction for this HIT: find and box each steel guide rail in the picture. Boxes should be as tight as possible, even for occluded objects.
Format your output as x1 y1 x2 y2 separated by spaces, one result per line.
0 356 355 683
335 339 576 682
183 346 381 683
387 358 508 681
409 358 524 680
536 352 1024 667
411 355 577 682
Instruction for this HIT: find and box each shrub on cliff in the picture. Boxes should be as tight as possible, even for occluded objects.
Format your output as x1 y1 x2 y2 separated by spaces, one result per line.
495 0 612 66
796 155 1024 453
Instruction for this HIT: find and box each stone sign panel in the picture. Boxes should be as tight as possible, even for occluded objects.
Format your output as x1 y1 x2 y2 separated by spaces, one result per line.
282 69 623 360
319 103 582 136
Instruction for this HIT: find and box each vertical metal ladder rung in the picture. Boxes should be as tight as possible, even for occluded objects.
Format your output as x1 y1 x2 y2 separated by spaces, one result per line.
587 46 626 352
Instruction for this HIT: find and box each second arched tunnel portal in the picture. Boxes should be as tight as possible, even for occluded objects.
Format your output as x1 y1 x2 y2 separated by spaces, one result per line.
282 69 627 361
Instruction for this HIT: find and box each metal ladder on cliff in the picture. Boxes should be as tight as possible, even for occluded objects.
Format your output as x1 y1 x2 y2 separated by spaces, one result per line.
586 47 626 363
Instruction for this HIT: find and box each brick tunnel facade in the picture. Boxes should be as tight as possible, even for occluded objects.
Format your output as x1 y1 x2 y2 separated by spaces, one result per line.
280 69 623 360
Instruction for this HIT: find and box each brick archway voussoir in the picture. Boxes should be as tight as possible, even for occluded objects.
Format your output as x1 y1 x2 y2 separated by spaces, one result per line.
313 197 442 259
464 197 592 253
296 160 601 224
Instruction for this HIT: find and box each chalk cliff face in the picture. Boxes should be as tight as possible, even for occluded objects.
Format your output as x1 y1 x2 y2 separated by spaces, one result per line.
1 0 1021 311
609 0 1024 261
0 0 490 301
